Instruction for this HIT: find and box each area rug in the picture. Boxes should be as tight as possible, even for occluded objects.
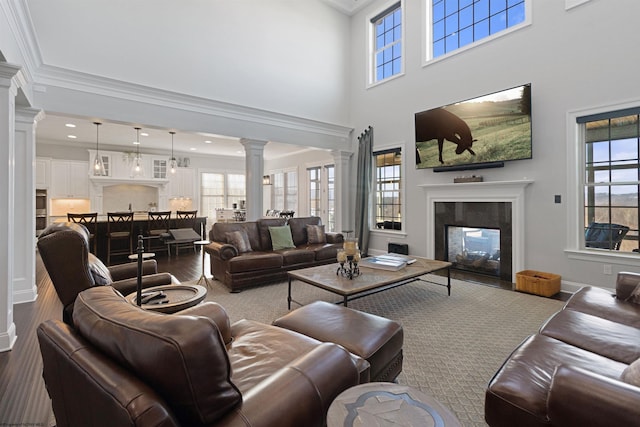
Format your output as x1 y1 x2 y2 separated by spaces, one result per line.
196 275 565 427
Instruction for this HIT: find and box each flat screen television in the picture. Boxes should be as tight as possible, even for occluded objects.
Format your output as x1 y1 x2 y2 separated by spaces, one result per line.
415 83 532 172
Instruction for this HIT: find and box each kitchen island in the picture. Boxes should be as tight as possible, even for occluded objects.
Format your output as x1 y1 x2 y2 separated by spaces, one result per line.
54 213 207 264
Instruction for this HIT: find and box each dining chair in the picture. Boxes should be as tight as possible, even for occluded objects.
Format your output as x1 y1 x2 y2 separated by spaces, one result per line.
106 212 134 265
67 212 98 254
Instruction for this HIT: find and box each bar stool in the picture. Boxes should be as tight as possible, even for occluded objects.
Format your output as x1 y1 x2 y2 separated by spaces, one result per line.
176 210 198 230
106 212 134 265
67 212 98 254
146 211 171 255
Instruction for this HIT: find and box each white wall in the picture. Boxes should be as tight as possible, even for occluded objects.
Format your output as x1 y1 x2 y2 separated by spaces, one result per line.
348 0 640 288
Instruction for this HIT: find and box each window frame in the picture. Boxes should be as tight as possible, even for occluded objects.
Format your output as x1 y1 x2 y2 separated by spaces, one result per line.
200 171 246 224
565 101 640 268
367 0 405 88
271 167 298 213
422 0 532 67
371 142 406 235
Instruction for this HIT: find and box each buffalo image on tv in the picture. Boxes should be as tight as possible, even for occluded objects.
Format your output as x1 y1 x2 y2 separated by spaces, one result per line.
415 84 532 170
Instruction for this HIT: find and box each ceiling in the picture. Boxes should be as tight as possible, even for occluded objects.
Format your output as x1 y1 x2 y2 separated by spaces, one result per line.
36 113 309 160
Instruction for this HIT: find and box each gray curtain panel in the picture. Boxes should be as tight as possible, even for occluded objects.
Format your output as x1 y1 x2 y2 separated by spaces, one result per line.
355 126 373 256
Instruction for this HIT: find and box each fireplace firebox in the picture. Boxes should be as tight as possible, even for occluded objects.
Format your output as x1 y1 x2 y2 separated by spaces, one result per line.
446 226 501 277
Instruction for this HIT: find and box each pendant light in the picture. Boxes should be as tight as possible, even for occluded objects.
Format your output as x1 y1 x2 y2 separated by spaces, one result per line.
93 122 106 176
169 131 178 174
131 127 144 178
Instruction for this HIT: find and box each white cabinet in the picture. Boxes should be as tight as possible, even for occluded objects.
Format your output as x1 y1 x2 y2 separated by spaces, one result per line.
35 157 50 189
50 160 89 198
151 156 168 179
168 168 195 199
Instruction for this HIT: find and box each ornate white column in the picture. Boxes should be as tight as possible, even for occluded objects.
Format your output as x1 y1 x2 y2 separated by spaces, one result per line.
331 149 353 233
0 63 21 351
14 107 44 304
240 139 268 221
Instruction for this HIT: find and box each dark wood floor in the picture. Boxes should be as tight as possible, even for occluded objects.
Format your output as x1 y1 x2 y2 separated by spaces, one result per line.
0 249 206 426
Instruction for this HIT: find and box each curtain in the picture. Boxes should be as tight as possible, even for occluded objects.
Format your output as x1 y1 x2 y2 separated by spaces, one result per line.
355 126 373 256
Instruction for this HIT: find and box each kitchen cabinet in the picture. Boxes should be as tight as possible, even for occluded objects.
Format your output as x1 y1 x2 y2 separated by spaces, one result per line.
35 157 50 189
168 168 195 199
50 160 89 198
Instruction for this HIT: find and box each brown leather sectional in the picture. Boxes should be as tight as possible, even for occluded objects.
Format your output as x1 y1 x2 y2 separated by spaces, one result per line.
485 272 640 427
205 216 344 292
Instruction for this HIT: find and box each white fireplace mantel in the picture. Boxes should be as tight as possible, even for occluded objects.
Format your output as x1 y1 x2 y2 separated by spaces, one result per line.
419 179 533 281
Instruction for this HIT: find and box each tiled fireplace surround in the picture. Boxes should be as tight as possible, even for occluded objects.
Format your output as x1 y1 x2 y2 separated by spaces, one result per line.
420 180 533 283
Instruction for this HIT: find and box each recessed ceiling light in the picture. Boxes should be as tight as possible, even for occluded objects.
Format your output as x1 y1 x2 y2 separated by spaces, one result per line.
204 140 212 144
140 132 149 137
65 123 76 128
190 147 197 151
67 135 77 139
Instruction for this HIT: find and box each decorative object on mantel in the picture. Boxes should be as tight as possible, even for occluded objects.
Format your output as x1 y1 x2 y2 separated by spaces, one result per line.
453 175 483 183
92 122 107 176
130 127 144 178
169 131 178 174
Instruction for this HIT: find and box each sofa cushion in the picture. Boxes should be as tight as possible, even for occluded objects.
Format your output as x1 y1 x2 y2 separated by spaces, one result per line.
226 229 252 253
306 224 326 244
564 286 640 328
228 253 283 273
72 286 241 426
269 225 295 250
281 249 316 266
621 358 640 387
626 283 640 304
312 243 341 261
256 218 287 250
288 216 322 247
213 222 261 252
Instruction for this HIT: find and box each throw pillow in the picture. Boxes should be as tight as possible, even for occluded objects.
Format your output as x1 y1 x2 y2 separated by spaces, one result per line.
626 283 640 305
269 225 295 250
73 286 241 425
87 253 112 286
307 224 326 244
225 229 252 253
621 358 640 387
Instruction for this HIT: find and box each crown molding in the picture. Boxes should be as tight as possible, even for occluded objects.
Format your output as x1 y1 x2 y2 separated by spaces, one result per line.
0 0 43 82
34 64 354 141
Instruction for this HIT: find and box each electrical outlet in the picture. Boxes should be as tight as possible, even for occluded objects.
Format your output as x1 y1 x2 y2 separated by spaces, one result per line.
603 264 612 275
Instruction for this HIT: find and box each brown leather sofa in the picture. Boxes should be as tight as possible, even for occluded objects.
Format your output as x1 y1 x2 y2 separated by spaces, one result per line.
37 286 366 427
485 272 640 427
37 222 176 325
205 216 344 292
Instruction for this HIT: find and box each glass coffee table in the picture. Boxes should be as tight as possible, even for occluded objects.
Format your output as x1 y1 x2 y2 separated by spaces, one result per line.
287 256 451 309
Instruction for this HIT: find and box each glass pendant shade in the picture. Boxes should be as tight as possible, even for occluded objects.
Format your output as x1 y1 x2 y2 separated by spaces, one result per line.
93 122 106 176
130 127 144 177
169 131 177 174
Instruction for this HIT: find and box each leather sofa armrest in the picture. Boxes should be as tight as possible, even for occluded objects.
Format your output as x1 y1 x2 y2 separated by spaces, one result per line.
326 232 344 244
216 343 359 427
111 273 174 296
548 365 640 427
205 241 238 261
616 272 640 300
177 302 232 346
108 260 158 281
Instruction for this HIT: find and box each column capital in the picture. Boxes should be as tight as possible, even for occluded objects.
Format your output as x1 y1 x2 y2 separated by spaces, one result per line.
15 107 44 124
240 138 268 151
330 149 354 163
0 63 22 89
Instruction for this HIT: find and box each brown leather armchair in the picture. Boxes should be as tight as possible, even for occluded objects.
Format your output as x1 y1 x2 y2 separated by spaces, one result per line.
37 222 176 325
37 286 364 427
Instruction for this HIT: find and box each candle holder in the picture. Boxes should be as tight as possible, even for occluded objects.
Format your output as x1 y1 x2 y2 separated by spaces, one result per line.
336 249 361 280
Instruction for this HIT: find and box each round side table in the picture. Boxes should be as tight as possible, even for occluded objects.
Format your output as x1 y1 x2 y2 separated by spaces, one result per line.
125 284 207 314
327 382 462 427
194 240 213 289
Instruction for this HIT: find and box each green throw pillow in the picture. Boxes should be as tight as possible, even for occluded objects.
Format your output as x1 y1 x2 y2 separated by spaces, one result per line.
269 225 295 250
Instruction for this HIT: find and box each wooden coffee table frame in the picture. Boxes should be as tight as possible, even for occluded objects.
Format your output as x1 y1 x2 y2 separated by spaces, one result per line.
287 257 452 309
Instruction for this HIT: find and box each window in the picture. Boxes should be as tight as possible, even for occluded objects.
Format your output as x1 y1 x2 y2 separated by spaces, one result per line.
200 172 246 223
307 164 335 231
580 109 640 253
429 0 527 60
374 148 402 230
272 169 298 212
371 2 402 83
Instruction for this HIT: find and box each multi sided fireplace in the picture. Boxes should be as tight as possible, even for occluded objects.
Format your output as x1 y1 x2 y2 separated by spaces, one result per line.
421 180 533 284
446 226 501 277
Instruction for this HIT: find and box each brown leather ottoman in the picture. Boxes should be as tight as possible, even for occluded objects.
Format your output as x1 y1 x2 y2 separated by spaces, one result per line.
273 301 403 382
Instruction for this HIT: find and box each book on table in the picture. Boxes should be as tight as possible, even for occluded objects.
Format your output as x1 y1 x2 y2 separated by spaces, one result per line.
360 253 414 271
